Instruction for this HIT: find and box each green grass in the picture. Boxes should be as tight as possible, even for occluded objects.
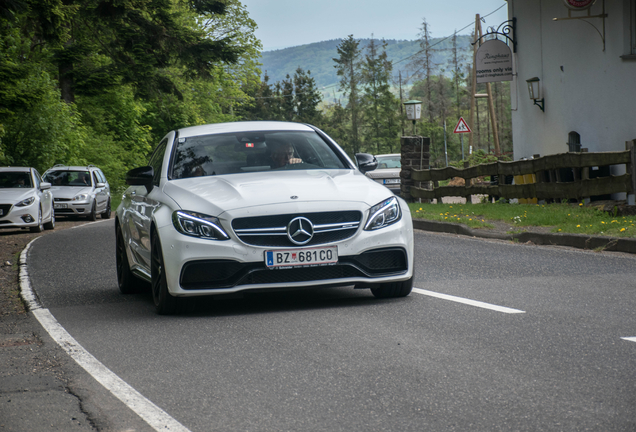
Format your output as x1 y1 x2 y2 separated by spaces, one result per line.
408 202 636 238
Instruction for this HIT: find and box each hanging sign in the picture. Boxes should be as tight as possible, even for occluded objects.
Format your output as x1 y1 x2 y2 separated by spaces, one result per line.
562 0 595 10
453 117 471 134
476 39 513 83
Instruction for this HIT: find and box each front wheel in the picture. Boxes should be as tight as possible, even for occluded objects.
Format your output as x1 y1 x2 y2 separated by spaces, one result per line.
116 224 136 294
30 208 43 233
43 204 55 230
151 230 178 315
371 275 414 299
88 201 97 221
101 199 111 219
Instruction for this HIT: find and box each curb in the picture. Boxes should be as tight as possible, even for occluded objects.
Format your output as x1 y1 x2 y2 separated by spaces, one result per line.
412 219 636 254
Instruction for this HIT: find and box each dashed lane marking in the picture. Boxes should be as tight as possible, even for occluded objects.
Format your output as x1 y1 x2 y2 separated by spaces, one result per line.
621 337 636 343
413 288 526 314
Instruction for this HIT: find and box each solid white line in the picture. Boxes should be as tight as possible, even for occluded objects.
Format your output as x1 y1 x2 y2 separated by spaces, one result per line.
413 287 526 314
19 238 191 432
621 337 636 343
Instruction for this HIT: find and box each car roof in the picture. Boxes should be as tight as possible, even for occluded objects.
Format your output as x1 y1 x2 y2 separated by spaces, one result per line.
177 121 315 139
45 165 98 171
0 167 32 173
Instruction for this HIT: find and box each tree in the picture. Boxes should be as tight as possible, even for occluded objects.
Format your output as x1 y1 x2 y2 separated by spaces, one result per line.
360 38 399 154
293 68 322 124
333 35 362 154
409 18 437 123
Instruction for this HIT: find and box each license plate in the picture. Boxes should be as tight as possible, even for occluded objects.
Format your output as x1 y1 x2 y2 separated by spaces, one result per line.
54 203 67 209
384 178 400 184
265 246 338 269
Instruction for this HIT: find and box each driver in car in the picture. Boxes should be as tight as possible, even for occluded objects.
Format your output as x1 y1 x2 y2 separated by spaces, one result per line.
268 141 302 168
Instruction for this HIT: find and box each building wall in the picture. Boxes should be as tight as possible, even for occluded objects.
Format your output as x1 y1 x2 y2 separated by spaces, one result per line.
509 0 636 161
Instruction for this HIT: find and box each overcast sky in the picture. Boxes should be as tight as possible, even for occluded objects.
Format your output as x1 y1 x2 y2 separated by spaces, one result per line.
239 1 509 51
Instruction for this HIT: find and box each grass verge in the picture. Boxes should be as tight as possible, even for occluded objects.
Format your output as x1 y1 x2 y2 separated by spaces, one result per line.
408 202 636 238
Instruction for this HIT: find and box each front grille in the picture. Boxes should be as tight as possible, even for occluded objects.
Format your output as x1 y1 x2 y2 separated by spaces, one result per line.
55 208 75 213
232 211 362 247
180 247 408 290
0 204 12 218
54 198 71 202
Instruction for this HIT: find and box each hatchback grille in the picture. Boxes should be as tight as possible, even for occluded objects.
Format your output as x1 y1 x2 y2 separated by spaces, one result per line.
180 247 408 290
232 211 362 247
54 198 71 202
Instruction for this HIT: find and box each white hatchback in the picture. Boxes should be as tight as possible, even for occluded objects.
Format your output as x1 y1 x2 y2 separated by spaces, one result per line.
115 121 414 314
0 167 55 232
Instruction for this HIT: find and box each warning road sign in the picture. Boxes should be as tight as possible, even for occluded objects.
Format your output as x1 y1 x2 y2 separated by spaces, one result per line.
453 117 472 134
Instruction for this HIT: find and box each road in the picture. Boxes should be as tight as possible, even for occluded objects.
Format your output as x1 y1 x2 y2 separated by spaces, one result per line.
27 219 636 431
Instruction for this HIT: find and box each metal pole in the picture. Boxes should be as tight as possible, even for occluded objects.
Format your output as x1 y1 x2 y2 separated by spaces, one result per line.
443 121 448 167
461 134 465 160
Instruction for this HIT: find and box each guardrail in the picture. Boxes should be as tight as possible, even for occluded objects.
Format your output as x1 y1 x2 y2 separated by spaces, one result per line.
408 141 636 203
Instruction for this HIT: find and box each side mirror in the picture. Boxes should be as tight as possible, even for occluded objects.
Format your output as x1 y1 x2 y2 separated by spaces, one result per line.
355 153 378 173
95 182 106 188
126 166 154 193
40 182 51 191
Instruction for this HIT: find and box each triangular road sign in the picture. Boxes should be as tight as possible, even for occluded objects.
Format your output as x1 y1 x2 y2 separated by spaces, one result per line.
453 117 472 134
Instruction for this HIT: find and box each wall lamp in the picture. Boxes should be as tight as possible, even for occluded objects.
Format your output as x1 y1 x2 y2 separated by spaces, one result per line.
526 77 545 112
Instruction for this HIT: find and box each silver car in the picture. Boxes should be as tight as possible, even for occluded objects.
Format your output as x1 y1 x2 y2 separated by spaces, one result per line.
116 121 414 314
0 167 55 232
42 165 111 220
364 153 402 194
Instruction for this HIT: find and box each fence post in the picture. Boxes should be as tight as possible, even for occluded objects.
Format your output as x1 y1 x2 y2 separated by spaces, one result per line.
463 161 472 204
581 148 590 205
627 140 636 205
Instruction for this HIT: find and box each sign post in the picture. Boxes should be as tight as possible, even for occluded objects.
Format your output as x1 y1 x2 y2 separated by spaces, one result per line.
454 117 472 159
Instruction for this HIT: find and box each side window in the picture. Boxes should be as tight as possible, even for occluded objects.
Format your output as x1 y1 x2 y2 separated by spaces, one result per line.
97 170 107 184
93 172 99 185
148 138 168 185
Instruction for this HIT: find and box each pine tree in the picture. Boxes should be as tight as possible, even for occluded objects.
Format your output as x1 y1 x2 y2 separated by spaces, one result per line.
333 35 362 154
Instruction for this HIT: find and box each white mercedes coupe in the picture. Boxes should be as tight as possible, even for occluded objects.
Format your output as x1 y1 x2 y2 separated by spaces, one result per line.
115 121 414 314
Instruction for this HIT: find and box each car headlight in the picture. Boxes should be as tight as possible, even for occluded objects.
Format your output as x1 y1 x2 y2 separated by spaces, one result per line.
15 197 35 207
364 196 402 230
172 210 230 240
72 193 89 201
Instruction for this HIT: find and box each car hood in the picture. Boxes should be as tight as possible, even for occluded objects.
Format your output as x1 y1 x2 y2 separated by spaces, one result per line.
163 170 394 215
0 188 36 204
49 186 92 199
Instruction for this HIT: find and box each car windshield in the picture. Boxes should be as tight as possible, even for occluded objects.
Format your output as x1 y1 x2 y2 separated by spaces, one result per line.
376 156 401 169
43 170 92 187
171 130 349 179
0 172 33 188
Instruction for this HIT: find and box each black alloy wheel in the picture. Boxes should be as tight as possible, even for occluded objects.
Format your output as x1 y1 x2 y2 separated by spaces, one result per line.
370 275 414 299
116 224 136 294
151 230 178 315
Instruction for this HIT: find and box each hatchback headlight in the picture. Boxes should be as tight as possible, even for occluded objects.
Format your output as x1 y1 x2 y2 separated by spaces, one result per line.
72 193 89 201
172 211 230 240
16 197 35 207
364 196 401 230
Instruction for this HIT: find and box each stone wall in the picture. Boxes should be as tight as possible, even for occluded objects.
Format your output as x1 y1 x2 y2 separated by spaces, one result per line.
400 136 430 202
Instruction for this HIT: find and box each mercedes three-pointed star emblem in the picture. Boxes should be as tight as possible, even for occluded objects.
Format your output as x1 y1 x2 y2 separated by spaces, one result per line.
287 217 314 245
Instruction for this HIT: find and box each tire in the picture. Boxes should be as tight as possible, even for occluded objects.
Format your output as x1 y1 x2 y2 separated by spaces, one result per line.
370 275 414 299
29 208 43 233
88 201 97 221
116 224 136 294
43 204 55 230
101 199 111 219
151 230 178 315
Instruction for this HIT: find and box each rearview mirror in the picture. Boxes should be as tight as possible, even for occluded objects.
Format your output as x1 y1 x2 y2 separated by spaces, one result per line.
355 153 378 173
126 166 154 193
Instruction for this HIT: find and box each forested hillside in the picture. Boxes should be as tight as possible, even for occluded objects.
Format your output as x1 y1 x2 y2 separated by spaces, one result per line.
260 35 474 91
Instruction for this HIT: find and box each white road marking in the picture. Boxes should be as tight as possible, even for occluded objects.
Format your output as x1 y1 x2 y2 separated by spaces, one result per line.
621 337 636 343
413 287 526 314
20 238 191 432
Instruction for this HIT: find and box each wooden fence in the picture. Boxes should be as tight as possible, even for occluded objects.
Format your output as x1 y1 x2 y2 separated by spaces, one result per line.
408 141 636 203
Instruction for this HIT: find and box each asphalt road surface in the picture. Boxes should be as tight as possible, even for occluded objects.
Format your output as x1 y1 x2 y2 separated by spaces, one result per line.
28 219 636 431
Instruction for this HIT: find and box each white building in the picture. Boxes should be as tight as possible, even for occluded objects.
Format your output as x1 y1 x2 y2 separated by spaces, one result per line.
507 0 636 162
